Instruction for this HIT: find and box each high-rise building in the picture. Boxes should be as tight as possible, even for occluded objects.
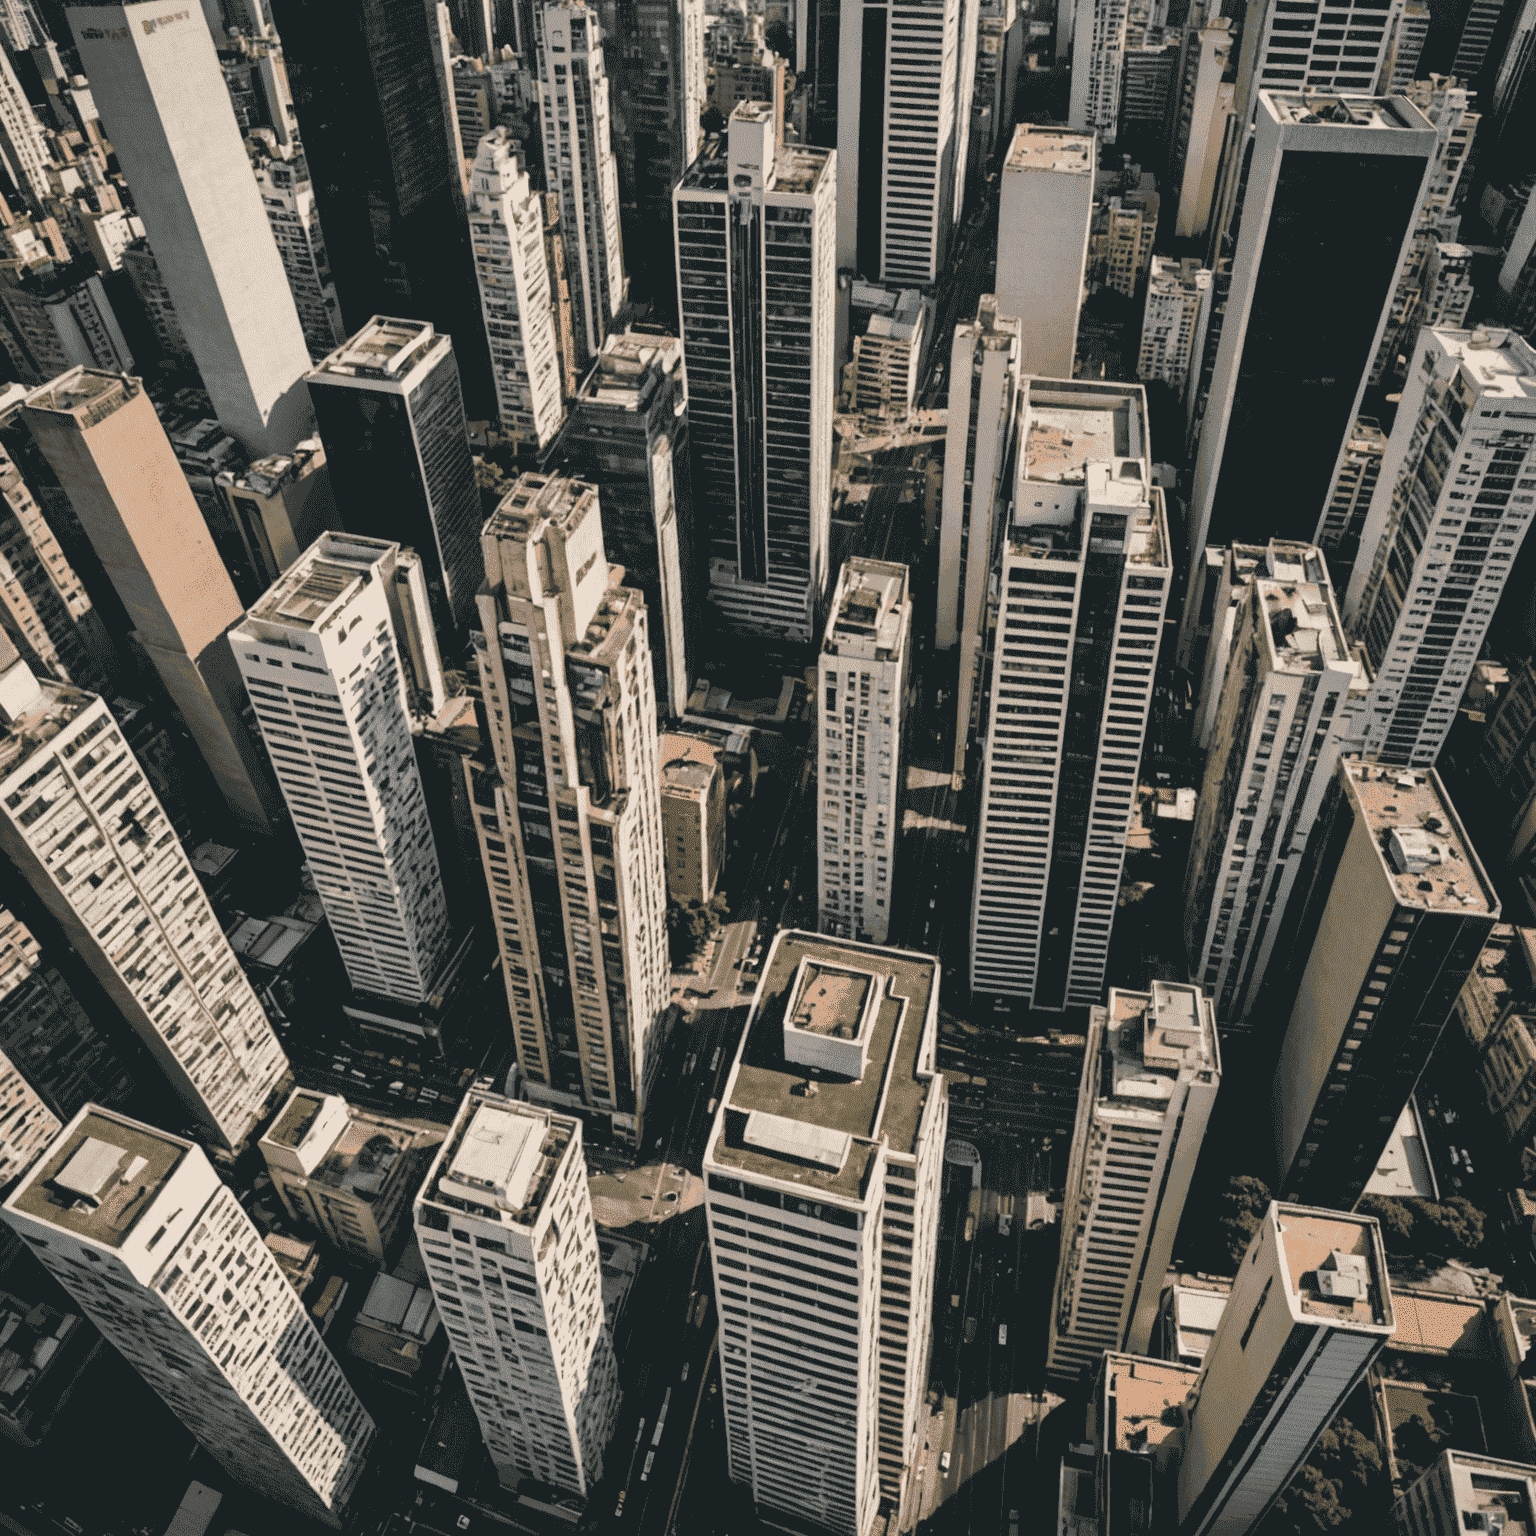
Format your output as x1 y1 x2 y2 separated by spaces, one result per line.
213 439 337 600
658 731 725 905
0 262 134 384
3 1105 374 1523
22 369 280 834
817 559 910 945
1317 416 1389 595
536 2 627 370
1396 1451 1536 1535
1088 176 1160 299
0 48 54 207
1454 0 1513 77
704 930 947 1534
1273 761 1496 1205
994 125 1095 378
1137 255 1212 393
565 330 697 719
969 378 1171 1014
250 148 346 366
414 1089 620 1496
1383 0 1430 90
65 0 313 458
0 1048 57 1188
0 0 44 53
1047 981 1219 1388
119 238 191 365
971 0 1024 177
1187 93 1435 572
850 286 931 418
233 534 454 1008
1186 573 1371 1026
306 318 483 638
833 0 961 285
1175 1203 1395 1536
0 652 289 1148
674 102 835 644
467 128 565 454
473 474 669 1148
1067 0 1132 143
1345 327 1536 769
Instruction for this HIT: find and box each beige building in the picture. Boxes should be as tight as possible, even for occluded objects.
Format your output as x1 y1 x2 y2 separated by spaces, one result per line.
0 1045 58 1188
1396 1451 1536 1535
214 439 336 598
659 731 726 907
1137 255 1211 393
850 286 931 418
1317 415 1388 592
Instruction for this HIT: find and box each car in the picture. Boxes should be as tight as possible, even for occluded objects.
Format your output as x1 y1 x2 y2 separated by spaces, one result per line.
1463 1152 1476 1175
1449 1146 1461 1165
349 1069 369 1082
707 1098 718 1114
386 1080 404 1095
999 1324 1009 1346
457 1519 470 1531
940 1452 951 1474
419 1088 440 1102
681 1361 690 1381
614 1491 627 1518
330 1060 348 1073
641 1450 655 1483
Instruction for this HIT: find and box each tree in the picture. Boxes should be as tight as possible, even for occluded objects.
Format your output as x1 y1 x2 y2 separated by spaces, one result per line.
1262 1418 1384 1536
764 17 792 58
1413 1195 1485 1258
1214 1174 1272 1271
1356 1192 1416 1248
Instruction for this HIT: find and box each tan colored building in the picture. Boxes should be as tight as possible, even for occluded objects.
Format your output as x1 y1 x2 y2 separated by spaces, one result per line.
659 731 726 907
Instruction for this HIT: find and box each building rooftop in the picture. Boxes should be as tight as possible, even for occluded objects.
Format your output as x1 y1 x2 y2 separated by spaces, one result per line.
576 332 682 413
6 1108 188 1251
1430 326 1536 400
1345 762 1497 915
1148 255 1211 295
1097 983 1219 1115
0 669 96 782
483 471 597 544
419 1093 574 1230
824 558 909 661
1101 1352 1201 1457
1261 90 1432 132
1005 123 1095 174
21 367 137 427
709 932 938 1202
1407 1451 1536 1534
675 129 831 197
245 532 395 632
1254 580 1357 676
263 1090 415 1203
1165 1283 1230 1364
660 756 717 795
1363 1098 1438 1200
1021 380 1146 483
219 439 325 498
312 317 442 382
1275 1204 1394 1330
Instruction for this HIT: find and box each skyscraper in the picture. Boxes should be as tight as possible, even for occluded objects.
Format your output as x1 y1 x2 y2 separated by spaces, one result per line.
473 473 669 1149
0 1049 57 1188
1396 1451 1536 1534
22 369 280 834
249 148 347 366
1345 327 1536 769
674 101 835 644
1317 415 1389 595
3 1105 374 1524
536 2 627 369
1136 256 1212 394
1068 0 1138 143
1168 8 1234 241
1186 93 1436 569
564 330 697 719
0 48 54 207
306 318 483 638
817 559 911 945
1273 760 1496 1206
467 128 565 455
1047 981 1219 1388
1176 1203 1394 1536
65 0 313 458
232 534 454 1009
0 651 289 1149
704 930 946 1534
414 1089 620 1496
969 378 1172 1014
0 262 134 383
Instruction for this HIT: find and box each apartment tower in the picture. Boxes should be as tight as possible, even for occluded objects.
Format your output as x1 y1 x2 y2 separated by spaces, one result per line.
1317 416 1389 594
414 1089 620 1495
0 1048 57 1188
674 101 835 644
817 559 911 945
970 378 1172 1014
3 1106 374 1523
65 0 312 457
1168 8 1234 240
250 150 347 366
704 931 947 1533
1137 256 1212 394
473 474 669 1148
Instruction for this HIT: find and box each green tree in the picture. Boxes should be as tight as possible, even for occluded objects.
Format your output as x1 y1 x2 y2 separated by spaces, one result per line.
1356 1193 1416 1249
1214 1174 1272 1270
1412 1195 1485 1258
1262 1418 1384 1536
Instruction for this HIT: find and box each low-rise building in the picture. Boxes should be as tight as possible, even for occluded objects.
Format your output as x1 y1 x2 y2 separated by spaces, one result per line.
849 285 931 418
0 1286 99 1447
1395 1451 1536 1536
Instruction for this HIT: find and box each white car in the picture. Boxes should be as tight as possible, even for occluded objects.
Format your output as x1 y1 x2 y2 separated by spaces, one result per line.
940 1451 951 1474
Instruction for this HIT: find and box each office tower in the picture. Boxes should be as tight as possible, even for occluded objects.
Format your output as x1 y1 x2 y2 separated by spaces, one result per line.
1137 256 1212 394
3 1106 374 1524
970 379 1171 1014
833 0 961 285
704 930 947 1533
473 474 668 1147
262 0 492 418
674 102 835 644
0 652 289 1147
565 331 697 719
0 263 133 384
1120 40 1181 132
467 129 565 455
414 1089 620 1496
1454 0 1512 75
540 194 582 401
233 534 453 1008
1273 761 1496 1204
1068 0 1131 143
249 149 346 366
1501 193 1536 336
1318 416 1388 592
536 2 627 369
119 239 191 365
658 732 725 905
1047 981 1219 1388
306 319 483 638
1396 1452 1536 1534
1383 0 1430 90
994 125 1094 377
1345 328 1536 768
22 369 280 834
0 49 52 206
0 0 43 51
453 58 498 161
1186 93 1435 571
214 440 336 599
972 0 1024 174
65 1 312 458
259 1088 422 1263
817 559 910 946
1175 1203 1394 1536
1185 574 1370 1025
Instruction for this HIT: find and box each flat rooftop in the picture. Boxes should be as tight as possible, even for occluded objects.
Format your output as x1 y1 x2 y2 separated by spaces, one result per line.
484 472 597 544
1006 123 1095 174
1261 91 1430 132
1022 381 1146 484
1427 1452 1536 1533
676 134 831 197
0 674 96 782
269 1094 414 1201
710 932 938 1202
1254 580 1355 675
1432 326 1536 401
1101 1353 1201 1455
577 332 680 411
1100 983 1219 1113
313 316 441 381
7 1109 188 1251
22 368 138 425
660 756 716 794
1275 1204 1393 1329
1345 763 1497 915
247 533 395 630
825 559 908 658
420 1093 573 1229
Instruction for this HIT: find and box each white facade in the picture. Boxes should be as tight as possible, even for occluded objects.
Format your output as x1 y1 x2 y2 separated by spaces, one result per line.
0 47 51 204
970 379 1171 1013
65 0 313 458
1396 1452 1536 1536
704 932 946 1534
468 128 565 452
414 1091 620 1496
1169 7 1233 239
1318 416 1389 587
0 267 134 384
232 533 453 1006
1047 981 1219 1387
1137 255 1211 392
994 125 1094 378
0 1046 58 1188
251 151 345 366
2 1106 374 1524
1068 0 1130 143
1346 327 1536 768
1177 1204 1395 1536
1382 0 1428 90
537 1 627 368
818 559 911 945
